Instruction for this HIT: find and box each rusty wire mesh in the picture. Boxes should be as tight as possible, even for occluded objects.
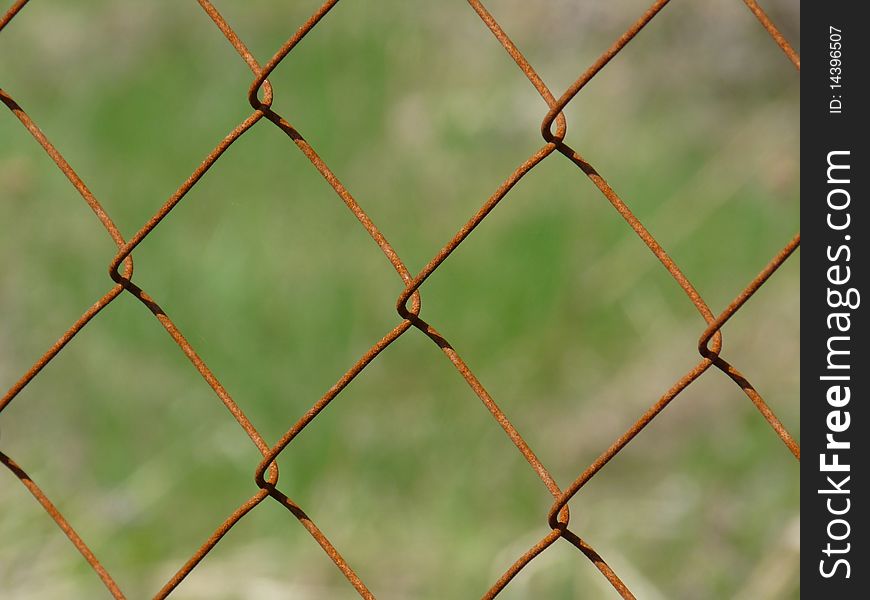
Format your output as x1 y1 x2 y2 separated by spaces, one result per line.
1 0 799 597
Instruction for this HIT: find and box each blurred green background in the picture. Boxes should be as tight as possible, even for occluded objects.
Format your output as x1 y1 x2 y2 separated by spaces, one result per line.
1 0 799 598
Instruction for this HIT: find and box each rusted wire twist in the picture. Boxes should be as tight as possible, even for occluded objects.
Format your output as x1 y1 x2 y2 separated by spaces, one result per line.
1 0 800 597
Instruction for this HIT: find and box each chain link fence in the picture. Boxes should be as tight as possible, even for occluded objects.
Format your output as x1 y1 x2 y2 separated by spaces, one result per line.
1 0 799 597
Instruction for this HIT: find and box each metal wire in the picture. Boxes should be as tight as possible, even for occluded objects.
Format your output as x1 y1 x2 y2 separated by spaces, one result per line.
0 0 800 597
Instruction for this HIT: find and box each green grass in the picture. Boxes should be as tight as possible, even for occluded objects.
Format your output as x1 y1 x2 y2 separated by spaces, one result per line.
1 1 799 598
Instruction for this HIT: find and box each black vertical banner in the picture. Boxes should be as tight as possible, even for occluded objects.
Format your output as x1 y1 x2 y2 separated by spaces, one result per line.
802 1 868 595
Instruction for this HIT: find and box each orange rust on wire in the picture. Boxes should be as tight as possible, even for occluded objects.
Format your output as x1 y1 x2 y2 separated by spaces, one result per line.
742 0 801 69
0 0 27 32
247 0 341 110
541 0 673 142
465 0 568 140
0 88 131 412
0 0 800 597
697 234 802 459
0 451 124 599
699 233 801 358
545 233 801 528
154 488 270 600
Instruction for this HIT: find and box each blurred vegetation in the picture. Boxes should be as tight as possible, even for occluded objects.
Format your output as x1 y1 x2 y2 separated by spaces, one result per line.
1 0 798 598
